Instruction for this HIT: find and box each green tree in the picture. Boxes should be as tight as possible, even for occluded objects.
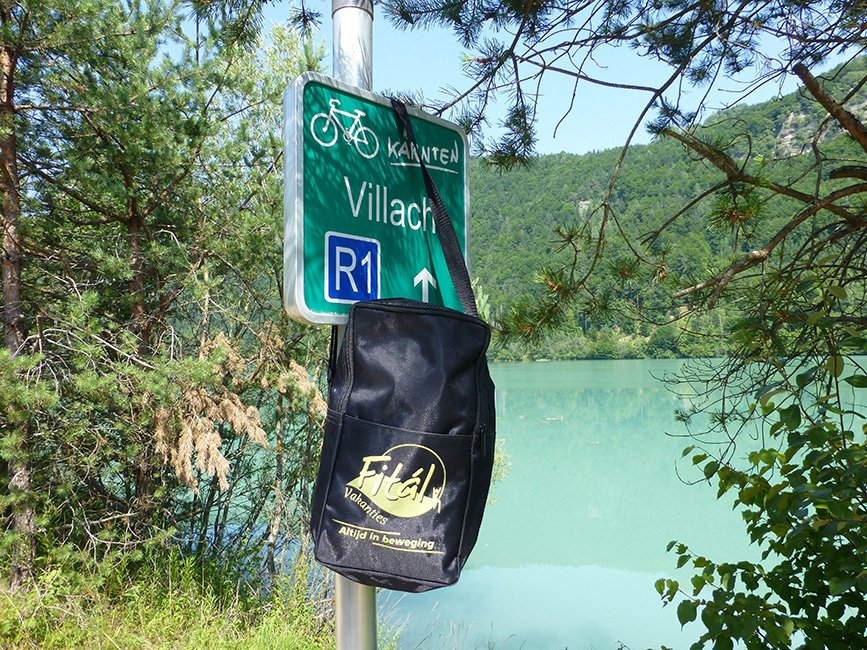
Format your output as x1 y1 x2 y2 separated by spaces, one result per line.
0 0 116 592
645 323 680 359
1 0 325 591
385 1 867 646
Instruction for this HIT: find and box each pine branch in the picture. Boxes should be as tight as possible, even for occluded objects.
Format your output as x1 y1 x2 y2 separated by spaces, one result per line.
20 156 124 223
794 62 867 154
663 128 860 223
672 183 867 304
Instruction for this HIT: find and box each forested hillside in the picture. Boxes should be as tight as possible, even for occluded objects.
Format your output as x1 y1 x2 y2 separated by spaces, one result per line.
468 57 867 360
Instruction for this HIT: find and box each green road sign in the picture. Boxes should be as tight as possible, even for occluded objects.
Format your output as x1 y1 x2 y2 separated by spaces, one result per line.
283 72 469 325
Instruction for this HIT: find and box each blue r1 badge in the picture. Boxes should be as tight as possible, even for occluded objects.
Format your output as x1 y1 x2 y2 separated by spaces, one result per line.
325 232 380 303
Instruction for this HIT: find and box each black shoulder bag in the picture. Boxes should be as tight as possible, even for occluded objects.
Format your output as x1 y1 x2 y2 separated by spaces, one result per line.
309 98 496 593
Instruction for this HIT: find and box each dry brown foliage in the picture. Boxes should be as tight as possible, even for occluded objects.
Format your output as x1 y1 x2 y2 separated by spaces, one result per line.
154 334 325 493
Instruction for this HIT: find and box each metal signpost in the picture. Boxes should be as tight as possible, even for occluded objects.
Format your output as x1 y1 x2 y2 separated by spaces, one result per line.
282 2 470 648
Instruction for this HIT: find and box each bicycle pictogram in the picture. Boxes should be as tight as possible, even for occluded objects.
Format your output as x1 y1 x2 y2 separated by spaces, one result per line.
310 99 379 159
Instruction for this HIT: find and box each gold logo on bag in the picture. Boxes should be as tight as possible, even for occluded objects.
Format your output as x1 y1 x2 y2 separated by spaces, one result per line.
346 444 446 518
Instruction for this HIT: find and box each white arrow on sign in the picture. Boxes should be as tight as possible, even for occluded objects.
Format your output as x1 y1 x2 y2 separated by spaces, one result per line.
413 268 437 303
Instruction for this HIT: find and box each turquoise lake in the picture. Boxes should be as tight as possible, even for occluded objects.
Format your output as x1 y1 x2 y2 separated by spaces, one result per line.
380 359 760 649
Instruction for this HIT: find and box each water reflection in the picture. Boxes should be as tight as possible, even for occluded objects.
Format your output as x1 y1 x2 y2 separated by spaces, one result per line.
384 360 753 649
384 565 704 649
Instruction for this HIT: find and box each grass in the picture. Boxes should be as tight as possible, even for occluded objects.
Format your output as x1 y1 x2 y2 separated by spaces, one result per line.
0 545 338 649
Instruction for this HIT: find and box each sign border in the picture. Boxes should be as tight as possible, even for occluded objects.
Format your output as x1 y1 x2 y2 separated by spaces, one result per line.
283 72 470 325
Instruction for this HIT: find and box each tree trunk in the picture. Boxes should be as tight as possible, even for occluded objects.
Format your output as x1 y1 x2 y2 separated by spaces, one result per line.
1 10 34 590
266 410 284 582
127 209 147 348
126 205 158 526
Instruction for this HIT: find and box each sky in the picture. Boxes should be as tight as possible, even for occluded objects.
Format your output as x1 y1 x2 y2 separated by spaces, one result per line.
261 2 849 156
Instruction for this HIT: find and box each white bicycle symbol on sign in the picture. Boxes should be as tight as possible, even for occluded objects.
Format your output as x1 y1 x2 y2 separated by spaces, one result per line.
310 98 380 159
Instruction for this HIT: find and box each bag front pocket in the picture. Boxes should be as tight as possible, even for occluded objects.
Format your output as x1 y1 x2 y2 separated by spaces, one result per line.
313 414 475 592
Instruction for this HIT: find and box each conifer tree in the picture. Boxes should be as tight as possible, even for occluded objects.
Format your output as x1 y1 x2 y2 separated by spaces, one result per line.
1 0 324 590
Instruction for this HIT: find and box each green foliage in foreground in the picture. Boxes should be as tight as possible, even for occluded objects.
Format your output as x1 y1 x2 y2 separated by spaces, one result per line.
657 296 867 646
660 365 867 646
0 547 337 650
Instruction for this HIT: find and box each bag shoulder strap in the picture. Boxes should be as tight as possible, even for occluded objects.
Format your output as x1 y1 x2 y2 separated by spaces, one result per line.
390 98 479 318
